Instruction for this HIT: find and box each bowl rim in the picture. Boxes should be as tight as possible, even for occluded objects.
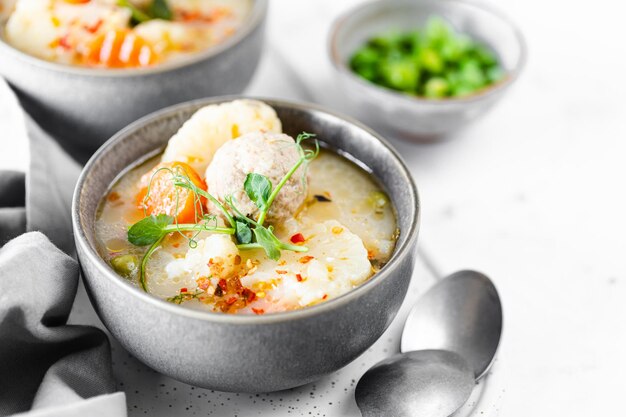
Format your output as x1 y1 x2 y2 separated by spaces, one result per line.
328 0 527 105
72 96 420 325
0 0 267 78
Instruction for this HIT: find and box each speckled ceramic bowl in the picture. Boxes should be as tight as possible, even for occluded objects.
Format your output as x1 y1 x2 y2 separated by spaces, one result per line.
72 97 420 392
0 0 267 154
329 0 526 140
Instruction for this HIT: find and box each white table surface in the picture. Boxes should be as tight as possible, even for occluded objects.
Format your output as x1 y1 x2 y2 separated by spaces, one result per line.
2 0 625 415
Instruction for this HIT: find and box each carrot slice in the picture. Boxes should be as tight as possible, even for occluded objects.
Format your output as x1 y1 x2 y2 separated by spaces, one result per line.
85 29 156 68
136 162 207 223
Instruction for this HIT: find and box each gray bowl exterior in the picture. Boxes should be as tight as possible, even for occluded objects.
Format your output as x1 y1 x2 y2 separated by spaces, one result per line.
73 97 420 392
0 0 267 153
329 0 526 139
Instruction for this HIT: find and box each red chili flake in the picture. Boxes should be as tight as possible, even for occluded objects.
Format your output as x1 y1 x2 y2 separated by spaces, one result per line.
218 279 227 291
296 273 304 282
226 296 237 305
58 34 71 50
275 270 288 274
322 294 328 300
298 255 314 264
173 242 180 248
242 288 256 302
290 233 305 244
85 19 102 34
252 308 265 315
180 287 188 293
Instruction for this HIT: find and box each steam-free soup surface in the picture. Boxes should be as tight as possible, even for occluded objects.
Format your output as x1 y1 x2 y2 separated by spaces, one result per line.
96 150 397 314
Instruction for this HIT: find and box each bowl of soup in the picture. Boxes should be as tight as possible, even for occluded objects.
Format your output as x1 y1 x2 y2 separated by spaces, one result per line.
72 97 420 392
0 0 267 153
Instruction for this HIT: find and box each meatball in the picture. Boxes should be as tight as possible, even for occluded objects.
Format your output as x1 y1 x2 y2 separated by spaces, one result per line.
205 132 307 225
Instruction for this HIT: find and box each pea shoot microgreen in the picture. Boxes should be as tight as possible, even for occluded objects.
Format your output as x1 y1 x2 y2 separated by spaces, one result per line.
166 289 204 305
127 132 319 292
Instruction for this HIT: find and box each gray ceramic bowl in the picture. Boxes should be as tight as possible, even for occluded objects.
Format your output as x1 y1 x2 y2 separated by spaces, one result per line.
0 0 267 154
72 97 420 392
329 0 526 140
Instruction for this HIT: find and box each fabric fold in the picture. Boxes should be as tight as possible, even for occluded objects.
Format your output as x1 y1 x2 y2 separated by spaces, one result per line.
25 114 81 256
0 233 119 416
0 170 26 245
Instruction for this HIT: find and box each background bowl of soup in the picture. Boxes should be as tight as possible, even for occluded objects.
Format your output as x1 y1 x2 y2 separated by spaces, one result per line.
0 0 268 155
72 96 420 392
329 0 526 140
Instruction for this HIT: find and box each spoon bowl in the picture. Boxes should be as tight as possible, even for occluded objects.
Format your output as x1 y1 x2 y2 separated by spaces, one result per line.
355 270 502 417
356 349 474 417
401 270 502 379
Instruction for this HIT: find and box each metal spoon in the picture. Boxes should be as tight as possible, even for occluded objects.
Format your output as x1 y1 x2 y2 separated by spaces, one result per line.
401 270 503 379
356 270 502 417
356 349 474 417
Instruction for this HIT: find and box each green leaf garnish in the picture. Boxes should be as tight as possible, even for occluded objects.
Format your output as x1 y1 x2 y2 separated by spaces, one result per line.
244 173 272 212
128 214 174 246
252 226 282 261
149 0 173 21
235 219 252 244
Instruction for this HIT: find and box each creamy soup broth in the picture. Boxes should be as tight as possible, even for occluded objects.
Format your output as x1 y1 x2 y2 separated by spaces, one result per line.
95 150 397 314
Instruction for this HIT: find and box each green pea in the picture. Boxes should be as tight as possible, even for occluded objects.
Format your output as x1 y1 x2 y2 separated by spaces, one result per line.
425 16 452 46
440 34 471 62
419 47 444 73
350 47 380 69
487 66 505 83
111 254 138 278
381 58 419 91
368 191 389 214
460 59 485 88
452 83 476 97
472 45 498 67
424 77 450 98
368 31 402 50
357 66 379 82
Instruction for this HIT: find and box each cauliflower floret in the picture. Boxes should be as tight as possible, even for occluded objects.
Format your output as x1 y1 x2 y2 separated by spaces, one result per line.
165 234 239 282
161 100 282 175
5 0 61 61
205 131 306 225
240 220 372 311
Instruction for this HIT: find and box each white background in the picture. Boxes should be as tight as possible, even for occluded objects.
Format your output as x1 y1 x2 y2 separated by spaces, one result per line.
1 0 625 415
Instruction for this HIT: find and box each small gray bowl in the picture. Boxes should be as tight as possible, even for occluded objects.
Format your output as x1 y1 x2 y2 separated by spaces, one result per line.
0 0 267 153
72 97 420 392
329 0 526 140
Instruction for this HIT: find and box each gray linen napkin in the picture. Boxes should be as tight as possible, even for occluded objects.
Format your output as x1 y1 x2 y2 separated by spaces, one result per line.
0 171 25 245
0 233 119 415
0 82 125 416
